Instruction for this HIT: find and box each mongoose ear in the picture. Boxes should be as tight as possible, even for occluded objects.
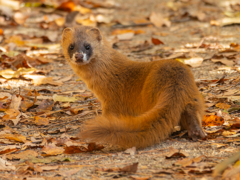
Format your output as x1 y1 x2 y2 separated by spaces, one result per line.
62 27 73 43
87 28 102 41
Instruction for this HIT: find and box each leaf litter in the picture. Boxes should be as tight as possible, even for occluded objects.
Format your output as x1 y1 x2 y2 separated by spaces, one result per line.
1 0 240 179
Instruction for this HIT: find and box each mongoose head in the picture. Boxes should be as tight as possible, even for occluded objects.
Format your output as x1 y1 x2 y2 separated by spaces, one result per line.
61 26 103 65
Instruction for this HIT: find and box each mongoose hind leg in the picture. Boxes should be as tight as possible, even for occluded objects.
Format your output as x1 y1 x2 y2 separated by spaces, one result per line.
180 103 206 140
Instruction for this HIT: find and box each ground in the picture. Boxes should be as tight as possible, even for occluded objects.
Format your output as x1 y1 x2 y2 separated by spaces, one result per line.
1 0 240 179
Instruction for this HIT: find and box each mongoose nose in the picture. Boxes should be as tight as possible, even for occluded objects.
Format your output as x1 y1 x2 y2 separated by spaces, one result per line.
75 53 83 61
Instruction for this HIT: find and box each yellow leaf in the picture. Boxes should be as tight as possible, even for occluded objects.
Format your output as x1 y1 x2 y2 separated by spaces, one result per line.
53 94 78 102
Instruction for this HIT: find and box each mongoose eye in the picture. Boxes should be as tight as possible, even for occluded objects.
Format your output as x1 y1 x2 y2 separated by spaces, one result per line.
85 44 91 50
69 44 74 51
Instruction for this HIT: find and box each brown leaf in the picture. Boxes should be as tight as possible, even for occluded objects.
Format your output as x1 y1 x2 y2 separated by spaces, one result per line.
41 144 64 156
64 146 88 154
117 32 134 41
202 115 224 127
150 12 171 27
175 158 193 167
211 58 234 67
58 168 82 177
165 147 189 159
7 150 38 160
35 99 54 112
0 133 26 143
130 176 150 180
70 107 83 115
120 162 138 173
87 142 104 152
124 147 136 156
40 165 59 171
0 146 18 155
0 158 16 171
9 94 21 110
34 116 49 126
96 163 138 173
151 37 164 45
24 75 63 86
57 1 76 12
25 160 43 173
215 103 231 110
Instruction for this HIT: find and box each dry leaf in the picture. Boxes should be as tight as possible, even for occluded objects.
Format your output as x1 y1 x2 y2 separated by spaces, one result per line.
0 68 36 79
35 99 54 111
177 57 203 67
117 33 134 41
57 1 75 12
87 142 104 152
24 75 63 86
151 37 164 45
0 133 26 143
96 163 138 173
0 158 16 171
7 150 38 160
70 107 83 115
211 58 234 67
215 103 231 110
53 94 78 102
64 146 88 154
150 12 171 27
58 168 82 177
40 165 59 171
202 115 224 127
124 147 136 156
41 144 64 156
34 116 49 126
165 147 188 159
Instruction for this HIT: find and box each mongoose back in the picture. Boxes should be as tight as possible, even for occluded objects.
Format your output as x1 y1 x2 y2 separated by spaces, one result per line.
61 25 206 149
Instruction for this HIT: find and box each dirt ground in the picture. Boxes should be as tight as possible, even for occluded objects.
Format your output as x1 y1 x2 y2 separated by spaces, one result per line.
1 0 240 179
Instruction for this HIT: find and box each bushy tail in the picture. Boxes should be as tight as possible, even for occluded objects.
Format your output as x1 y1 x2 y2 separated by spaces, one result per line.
80 91 184 149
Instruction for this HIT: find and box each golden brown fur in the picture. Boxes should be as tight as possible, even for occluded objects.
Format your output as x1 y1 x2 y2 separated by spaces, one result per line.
61 26 206 149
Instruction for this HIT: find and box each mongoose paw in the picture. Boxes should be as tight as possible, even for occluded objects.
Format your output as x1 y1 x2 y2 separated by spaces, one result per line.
188 125 206 141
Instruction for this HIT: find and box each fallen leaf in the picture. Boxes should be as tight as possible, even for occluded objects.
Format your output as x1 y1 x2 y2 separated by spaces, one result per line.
57 1 75 12
0 145 18 155
120 162 138 173
165 147 189 159
211 58 234 67
151 37 164 45
215 103 231 110
41 144 64 156
7 150 38 160
34 116 49 126
150 12 171 27
24 75 63 86
0 158 16 171
117 32 134 41
40 165 59 171
25 160 43 173
53 94 78 102
96 162 138 173
0 133 26 143
64 146 88 154
177 57 203 67
58 168 82 177
35 99 54 111
70 107 83 115
87 142 104 152
0 68 36 79
124 147 136 156
202 115 224 127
